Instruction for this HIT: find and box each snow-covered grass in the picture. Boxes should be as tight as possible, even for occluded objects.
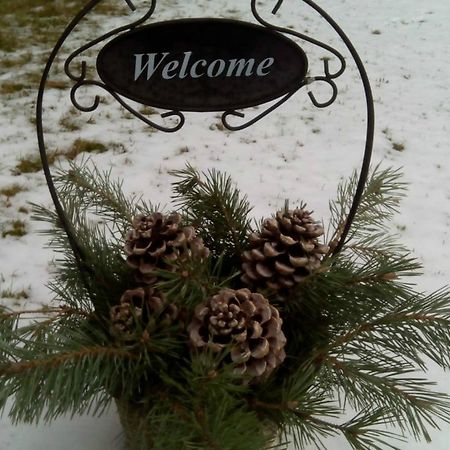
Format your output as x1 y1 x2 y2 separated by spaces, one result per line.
0 0 449 448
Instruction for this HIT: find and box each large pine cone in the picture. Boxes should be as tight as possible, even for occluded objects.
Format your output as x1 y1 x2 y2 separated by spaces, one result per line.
110 287 178 341
241 208 328 291
125 212 210 284
188 288 286 380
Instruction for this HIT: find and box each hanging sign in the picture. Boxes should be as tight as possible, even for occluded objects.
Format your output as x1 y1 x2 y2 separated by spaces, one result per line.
96 18 308 112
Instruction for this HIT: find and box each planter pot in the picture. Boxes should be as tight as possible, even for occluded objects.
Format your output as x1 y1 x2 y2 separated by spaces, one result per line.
116 398 154 450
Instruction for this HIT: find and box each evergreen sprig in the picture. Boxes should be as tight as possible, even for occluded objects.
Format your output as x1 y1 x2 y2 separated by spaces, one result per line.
32 197 134 316
54 161 157 236
153 252 239 311
171 164 253 268
327 165 408 258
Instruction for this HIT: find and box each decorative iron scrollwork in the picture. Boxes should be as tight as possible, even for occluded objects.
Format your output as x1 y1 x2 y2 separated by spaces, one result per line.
64 0 184 133
64 0 155 82
222 89 300 131
222 0 346 130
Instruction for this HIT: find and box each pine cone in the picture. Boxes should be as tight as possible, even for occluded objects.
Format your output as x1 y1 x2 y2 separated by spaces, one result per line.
110 287 178 341
188 288 286 380
124 212 210 284
241 208 328 291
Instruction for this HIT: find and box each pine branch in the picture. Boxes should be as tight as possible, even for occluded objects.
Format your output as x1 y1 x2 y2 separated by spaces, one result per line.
139 354 271 450
253 364 402 450
170 165 253 268
154 253 239 310
0 346 137 377
320 356 450 442
0 306 93 352
327 165 407 256
32 198 135 317
343 231 409 263
322 285 450 367
0 306 89 319
255 391 403 450
285 253 421 339
0 310 184 425
0 323 133 424
290 408 403 450
339 408 405 450
311 287 450 443
287 215 450 447
343 253 421 284
54 161 156 236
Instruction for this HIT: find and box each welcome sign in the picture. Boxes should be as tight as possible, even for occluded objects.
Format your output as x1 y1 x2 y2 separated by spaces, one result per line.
97 19 308 111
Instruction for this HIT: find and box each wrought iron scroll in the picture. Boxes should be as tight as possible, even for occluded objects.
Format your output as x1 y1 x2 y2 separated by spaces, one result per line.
222 0 346 131
69 79 185 131
64 0 184 133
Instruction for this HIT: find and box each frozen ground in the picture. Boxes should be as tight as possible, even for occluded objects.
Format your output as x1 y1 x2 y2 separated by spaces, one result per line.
0 0 449 448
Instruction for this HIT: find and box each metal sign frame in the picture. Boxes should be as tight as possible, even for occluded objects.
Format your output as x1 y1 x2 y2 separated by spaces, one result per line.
36 0 374 276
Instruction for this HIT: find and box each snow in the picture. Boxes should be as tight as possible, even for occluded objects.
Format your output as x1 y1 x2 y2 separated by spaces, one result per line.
1 0 449 448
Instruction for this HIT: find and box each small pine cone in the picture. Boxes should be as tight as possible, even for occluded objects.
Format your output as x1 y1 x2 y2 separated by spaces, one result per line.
124 212 210 284
188 288 286 380
241 208 329 291
110 287 178 341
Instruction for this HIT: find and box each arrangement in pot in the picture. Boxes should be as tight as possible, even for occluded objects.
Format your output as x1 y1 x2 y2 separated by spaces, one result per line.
1 162 450 450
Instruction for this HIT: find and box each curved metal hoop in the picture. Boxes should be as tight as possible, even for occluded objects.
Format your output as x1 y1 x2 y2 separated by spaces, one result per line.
36 0 184 279
292 0 375 254
37 0 374 277
37 0 105 278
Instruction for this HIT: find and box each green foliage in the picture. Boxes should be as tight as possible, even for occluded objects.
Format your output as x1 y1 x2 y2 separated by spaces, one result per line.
327 164 408 256
31 197 133 317
171 164 253 271
1 163 450 450
54 162 156 236
137 354 273 450
154 253 238 312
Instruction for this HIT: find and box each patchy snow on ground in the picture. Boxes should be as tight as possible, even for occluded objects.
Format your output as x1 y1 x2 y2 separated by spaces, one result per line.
0 0 449 448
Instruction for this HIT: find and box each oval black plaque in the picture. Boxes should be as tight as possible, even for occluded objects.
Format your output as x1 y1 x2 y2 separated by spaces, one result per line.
96 19 308 112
